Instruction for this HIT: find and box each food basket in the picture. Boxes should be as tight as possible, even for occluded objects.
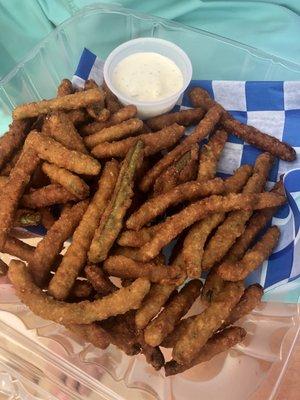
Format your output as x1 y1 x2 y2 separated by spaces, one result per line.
0 3 299 399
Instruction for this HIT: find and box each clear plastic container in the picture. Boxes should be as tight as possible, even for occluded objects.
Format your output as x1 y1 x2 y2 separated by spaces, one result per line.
0 3 300 400
103 38 192 118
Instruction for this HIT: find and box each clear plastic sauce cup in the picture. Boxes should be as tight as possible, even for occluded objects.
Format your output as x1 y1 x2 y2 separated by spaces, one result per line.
104 38 193 119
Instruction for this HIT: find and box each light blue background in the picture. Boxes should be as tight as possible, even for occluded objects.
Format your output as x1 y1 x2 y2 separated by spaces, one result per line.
0 0 300 80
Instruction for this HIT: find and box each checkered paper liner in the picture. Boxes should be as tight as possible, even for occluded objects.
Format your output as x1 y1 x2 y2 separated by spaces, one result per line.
73 48 300 294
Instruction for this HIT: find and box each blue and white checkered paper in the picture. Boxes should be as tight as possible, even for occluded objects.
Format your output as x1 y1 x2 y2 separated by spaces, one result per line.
74 48 300 294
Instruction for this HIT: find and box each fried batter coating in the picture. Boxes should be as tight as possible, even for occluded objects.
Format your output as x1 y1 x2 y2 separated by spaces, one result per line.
25 130 100 175
81 105 137 136
202 267 225 303
68 109 88 125
172 281 244 364
42 162 90 199
29 201 88 287
223 165 253 194
135 283 176 329
226 179 285 262
0 147 39 248
39 207 56 230
117 223 164 248
104 255 185 285
126 178 225 231
57 79 74 97
1 149 22 176
202 153 274 269
198 129 228 181
9 260 150 324
144 280 202 347
85 118 143 147
161 316 193 348
154 144 199 195
70 280 93 300
146 108 205 131
139 338 165 370
100 311 141 356
3 236 35 263
182 213 225 278
217 226 280 281
84 80 108 122
189 87 296 161
103 82 122 113
21 184 77 208
136 192 285 262
66 323 110 350
139 106 222 192
91 123 185 159
84 264 117 296
222 284 263 328
88 141 143 263
165 326 246 376
0 119 32 169
13 88 104 119
48 160 119 300
182 165 252 278
43 112 88 154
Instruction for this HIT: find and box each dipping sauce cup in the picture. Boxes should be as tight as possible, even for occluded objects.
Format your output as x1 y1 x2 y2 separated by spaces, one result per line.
104 38 192 119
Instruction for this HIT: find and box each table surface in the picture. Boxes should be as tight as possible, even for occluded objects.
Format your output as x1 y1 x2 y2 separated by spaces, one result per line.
274 336 300 400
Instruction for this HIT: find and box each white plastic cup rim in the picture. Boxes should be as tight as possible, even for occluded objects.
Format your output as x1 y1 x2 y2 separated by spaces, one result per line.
103 38 193 118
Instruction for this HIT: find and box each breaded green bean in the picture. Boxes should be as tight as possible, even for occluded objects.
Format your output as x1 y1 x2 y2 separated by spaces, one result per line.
9 260 150 325
126 178 225 231
3 236 35 263
25 130 100 175
80 105 137 136
117 223 165 248
217 226 280 281
88 141 144 263
29 200 88 287
21 184 77 208
103 255 185 285
84 264 117 296
189 87 296 161
226 179 285 262
144 280 202 347
172 281 244 364
91 123 184 159
146 108 205 131
66 323 110 350
0 119 32 170
13 88 104 119
48 160 119 300
136 192 285 262
153 144 199 195
135 283 176 329
222 284 263 328
84 118 143 147
202 153 274 270
197 129 228 181
139 106 222 192
43 111 88 154
42 162 90 199
165 326 246 376
0 147 39 249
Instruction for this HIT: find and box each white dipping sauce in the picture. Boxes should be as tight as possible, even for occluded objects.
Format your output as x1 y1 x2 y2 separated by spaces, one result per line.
112 52 184 102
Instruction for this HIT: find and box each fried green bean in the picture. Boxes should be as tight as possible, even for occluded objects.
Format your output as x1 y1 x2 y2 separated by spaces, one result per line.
88 141 143 263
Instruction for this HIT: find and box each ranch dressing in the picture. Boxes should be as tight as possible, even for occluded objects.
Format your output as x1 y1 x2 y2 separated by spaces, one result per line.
112 52 184 102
